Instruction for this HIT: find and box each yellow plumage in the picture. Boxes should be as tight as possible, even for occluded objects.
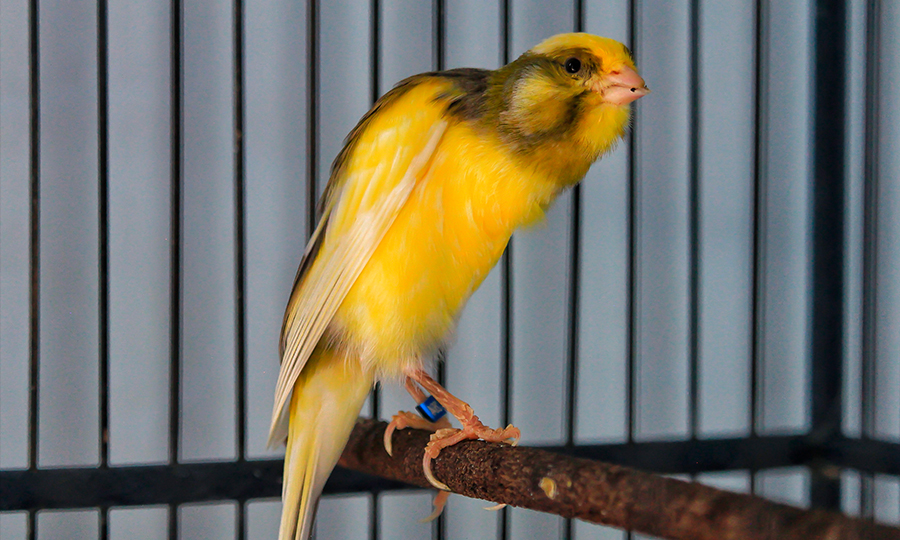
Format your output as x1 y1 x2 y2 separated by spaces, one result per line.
272 33 649 539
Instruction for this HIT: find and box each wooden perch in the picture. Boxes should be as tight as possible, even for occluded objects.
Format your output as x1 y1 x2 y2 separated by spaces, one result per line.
338 418 900 540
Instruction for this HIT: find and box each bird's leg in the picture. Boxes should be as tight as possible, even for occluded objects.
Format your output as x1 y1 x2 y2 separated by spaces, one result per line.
383 377 452 456
382 376 456 521
404 368 520 491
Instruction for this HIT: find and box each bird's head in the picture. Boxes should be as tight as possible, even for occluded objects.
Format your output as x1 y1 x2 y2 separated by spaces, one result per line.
487 33 649 172
528 32 649 106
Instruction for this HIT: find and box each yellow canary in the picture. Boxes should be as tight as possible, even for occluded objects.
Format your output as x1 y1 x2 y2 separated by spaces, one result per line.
270 32 649 539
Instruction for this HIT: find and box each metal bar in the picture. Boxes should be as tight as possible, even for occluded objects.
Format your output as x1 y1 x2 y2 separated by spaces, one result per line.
368 3 381 539
432 6 446 540
0 462 406 511
626 5 641 537
27 0 41 476
168 0 184 467
99 509 109 540
236 501 246 540
564 3 585 539
368 0 380 424
168 0 184 537
232 0 247 465
307 0 319 228
232 0 247 537
96 0 110 473
809 0 847 511
5 434 897 511
498 0 512 443
169 505 178 540
859 0 882 520
823 438 900 477
433 0 444 71
13 433 884 511
687 0 702 442
626 0 641 450
97 0 111 537
748 0 769 497
369 492 379 540
431 0 447 390
500 0 510 67
370 0 380 113
566 0 584 452
564 214 579 540
499 3 512 539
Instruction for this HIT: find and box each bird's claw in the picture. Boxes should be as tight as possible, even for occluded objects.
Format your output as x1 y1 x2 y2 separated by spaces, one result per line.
419 490 451 523
420 423 521 491
383 410 452 457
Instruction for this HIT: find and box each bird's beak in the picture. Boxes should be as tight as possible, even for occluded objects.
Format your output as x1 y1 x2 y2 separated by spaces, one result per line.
596 66 650 105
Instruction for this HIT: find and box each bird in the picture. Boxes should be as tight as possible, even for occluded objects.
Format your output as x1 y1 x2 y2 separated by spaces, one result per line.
269 32 649 540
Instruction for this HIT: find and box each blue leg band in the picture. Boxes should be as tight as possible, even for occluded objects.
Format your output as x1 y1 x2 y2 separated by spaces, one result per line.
416 396 447 423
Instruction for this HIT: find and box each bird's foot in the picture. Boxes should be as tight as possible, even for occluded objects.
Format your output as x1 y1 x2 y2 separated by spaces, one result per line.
383 408 455 522
420 415 520 491
383 410 452 457
396 368 521 491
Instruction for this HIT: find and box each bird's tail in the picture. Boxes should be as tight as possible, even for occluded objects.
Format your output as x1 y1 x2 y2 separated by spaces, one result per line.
278 346 374 540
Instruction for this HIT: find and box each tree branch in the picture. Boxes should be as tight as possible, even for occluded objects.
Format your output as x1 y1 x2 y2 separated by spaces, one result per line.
338 418 900 540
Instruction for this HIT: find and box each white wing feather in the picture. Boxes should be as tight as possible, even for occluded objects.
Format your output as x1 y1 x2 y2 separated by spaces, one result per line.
268 120 448 446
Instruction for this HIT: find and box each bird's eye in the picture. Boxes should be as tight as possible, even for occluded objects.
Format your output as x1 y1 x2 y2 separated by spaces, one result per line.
564 57 582 74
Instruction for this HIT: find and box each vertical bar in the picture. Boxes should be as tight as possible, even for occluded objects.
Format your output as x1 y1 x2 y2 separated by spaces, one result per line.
368 0 380 418
27 0 40 476
433 0 444 71
169 0 183 537
498 0 512 431
97 0 111 536
368 3 380 540
809 0 846 511
233 0 247 466
859 0 881 520
368 0 379 118
232 0 247 463
26 17 38 515
27 512 36 540
97 0 110 471
431 2 446 397
236 501 246 540
626 0 640 450
564 3 585 539
626 2 640 538
498 3 512 538
566 0 584 451
687 0 701 442
233 0 247 536
307 0 319 233
432 5 446 540
749 0 769 497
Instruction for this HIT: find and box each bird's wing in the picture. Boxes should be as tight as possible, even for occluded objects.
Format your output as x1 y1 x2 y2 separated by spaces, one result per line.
268 77 455 446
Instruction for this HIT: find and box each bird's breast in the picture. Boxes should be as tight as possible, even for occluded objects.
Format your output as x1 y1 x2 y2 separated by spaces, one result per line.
333 123 556 377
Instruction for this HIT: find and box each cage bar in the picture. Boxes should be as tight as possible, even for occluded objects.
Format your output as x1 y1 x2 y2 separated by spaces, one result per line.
809 0 848 511
2 1 899 539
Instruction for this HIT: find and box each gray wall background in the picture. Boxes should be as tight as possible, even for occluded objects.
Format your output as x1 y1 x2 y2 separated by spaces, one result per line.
1 0 899 538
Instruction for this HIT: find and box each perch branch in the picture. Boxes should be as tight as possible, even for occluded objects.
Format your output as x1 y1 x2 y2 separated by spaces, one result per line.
338 418 900 540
